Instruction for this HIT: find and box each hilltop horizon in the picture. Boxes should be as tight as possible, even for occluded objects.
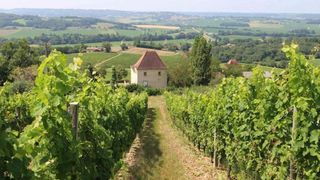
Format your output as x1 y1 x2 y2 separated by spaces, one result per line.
1 8 320 15
1 0 320 14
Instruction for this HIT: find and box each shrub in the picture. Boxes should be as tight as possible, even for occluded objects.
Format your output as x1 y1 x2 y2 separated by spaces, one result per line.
125 84 162 96
145 88 162 96
125 84 145 93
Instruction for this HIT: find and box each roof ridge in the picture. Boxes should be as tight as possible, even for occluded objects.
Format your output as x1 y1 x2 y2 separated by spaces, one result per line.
134 51 148 68
132 51 167 70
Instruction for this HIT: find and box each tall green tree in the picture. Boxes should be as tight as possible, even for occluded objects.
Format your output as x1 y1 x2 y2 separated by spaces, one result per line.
120 43 128 51
0 55 10 85
0 39 38 68
111 66 117 88
102 42 112 53
115 65 128 81
0 39 39 85
190 36 212 85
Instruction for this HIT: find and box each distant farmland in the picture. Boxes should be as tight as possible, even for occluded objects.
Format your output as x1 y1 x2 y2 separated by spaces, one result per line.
0 29 18 36
0 27 147 39
134 24 180 30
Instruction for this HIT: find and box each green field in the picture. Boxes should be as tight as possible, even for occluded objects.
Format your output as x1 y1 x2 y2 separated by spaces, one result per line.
187 17 320 39
1 27 111 38
98 53 185 69
309 59 320 66
259 65 283 74
221 35 262 40
250 20 320 34
52 41 134 47
13 19 27 26
51 38 194 47
0 25 179 39
151 39 194 44
98 53 141 69
66 52 118 65
0 27 149 39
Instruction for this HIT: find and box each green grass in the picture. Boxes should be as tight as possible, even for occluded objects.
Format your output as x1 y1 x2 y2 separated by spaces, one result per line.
1 25 179 39
2 27 145 39
51 39 193 47
99 53 141 69
66 52 118 65
2 26 173 39
138 28 177 35
3 27 113 38
191 17 320 38
184 18 226 27
52 41 134 47
66 52 132 81
116 97 188 179
250 20 320 34
309 59 320 66
4 28 51 38
221 35 262 40
150 39 194 44
240 62 284 74
258 65 283 74
115 96 225 179
161 54 187 67
13 19 27 26
113 29 145 37
102 53 185 69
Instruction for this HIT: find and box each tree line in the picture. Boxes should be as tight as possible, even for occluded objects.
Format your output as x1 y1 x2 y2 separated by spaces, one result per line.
212 37 320 67
0 32 199 46
218 29 317 38
0 39 40 86
0 13 131 30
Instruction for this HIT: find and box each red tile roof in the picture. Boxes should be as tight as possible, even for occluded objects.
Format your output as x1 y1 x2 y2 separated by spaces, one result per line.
227 59 239 65
132 51 167 70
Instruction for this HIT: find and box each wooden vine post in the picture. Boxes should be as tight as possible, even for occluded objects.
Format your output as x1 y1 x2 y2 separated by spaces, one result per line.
69 102 79 180
69 102 79 140
213 128 217 168
15 107 22 131
290 106 297 180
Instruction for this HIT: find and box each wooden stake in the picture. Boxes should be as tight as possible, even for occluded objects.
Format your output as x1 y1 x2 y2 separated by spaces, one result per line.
213 128 217 168
227 165 232 180
69 102 79 140
290 106 297 180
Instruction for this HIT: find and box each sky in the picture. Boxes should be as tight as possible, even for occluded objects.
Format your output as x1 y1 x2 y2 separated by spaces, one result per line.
1 0 320 13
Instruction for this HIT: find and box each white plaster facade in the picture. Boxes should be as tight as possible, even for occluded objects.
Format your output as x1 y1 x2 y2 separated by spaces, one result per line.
131 68 167 89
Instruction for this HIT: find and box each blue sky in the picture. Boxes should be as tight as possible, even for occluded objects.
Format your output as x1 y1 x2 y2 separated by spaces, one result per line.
1 0 320 13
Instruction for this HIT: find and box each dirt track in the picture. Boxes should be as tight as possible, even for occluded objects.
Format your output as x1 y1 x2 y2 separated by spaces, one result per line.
116 96 225 180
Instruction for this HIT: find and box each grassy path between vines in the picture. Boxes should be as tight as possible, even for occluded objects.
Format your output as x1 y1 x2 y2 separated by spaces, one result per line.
94 53 123 68
116 96 226 180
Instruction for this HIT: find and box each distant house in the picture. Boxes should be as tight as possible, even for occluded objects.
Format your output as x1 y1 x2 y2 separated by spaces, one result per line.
86 47 104 52
243 71 272 78
131 51 167 88
223 43 235 48
227 59 239 65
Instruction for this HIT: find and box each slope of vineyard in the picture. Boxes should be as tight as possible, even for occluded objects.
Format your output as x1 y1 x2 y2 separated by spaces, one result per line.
0 51 148 179
165 44 320 179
